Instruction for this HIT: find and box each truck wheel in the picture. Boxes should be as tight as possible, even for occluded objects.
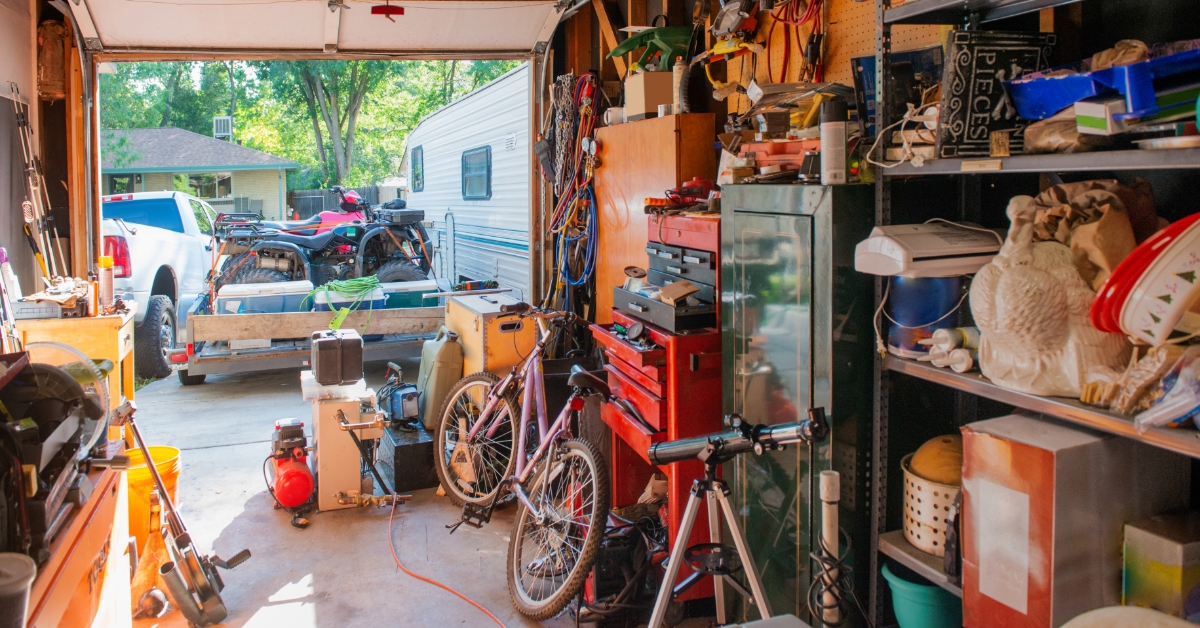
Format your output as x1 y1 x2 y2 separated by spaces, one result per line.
375 260 427 282
236 268 289 283
177 369 206 386
135 295 176 380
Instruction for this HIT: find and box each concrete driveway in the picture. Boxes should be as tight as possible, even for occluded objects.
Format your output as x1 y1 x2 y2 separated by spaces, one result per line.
129 360 572 628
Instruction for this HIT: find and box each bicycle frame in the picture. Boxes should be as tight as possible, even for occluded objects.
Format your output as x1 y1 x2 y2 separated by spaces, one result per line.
462 317 579 508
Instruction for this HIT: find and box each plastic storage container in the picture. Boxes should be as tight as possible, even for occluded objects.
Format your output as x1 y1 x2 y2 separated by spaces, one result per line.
127 445 181 552
887 276 963 359
311 287 386 312
216 280 314 314
416 326 463 429
380 279 438 309
882 564 963 628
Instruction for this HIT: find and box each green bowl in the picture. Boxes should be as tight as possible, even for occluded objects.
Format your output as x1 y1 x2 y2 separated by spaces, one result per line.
882 563 963 628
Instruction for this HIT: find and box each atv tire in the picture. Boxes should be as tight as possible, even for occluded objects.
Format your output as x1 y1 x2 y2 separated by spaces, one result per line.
135 295 176 380
375 259 427 283
236 268 290 283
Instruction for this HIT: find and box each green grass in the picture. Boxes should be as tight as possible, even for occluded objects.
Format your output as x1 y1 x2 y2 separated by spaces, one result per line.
134 377 158 392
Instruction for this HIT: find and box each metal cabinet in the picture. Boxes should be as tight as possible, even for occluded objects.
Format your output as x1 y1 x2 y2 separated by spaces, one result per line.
720 184 875 622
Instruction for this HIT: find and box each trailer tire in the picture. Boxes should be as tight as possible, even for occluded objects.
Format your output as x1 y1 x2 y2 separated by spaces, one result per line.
236 267 289 283
375 259 427 283
177 370 206 386
135 295 176 380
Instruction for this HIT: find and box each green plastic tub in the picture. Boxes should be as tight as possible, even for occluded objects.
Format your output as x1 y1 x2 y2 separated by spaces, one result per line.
882 564 963 628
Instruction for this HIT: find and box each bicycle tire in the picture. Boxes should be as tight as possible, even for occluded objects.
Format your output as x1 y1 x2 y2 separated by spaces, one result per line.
433 372 521 506
507 437 610 620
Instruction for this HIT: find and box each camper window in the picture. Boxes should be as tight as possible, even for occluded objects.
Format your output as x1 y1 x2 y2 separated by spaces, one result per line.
411 146 424 192
461 146 491 200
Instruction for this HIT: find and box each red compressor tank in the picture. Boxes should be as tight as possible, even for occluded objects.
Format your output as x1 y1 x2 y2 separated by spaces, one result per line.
270 418 314 509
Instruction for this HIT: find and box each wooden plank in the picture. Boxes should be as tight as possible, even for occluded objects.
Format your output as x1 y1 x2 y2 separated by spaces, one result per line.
661 0 684 28
190 307 444 341
565 9 594 74
625 0 646 69
66 42 88 277
593 0 629 77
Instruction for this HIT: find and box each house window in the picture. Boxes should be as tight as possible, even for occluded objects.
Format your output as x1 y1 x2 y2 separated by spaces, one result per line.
411 146 424 192
461 146 491 201
106 175 134 194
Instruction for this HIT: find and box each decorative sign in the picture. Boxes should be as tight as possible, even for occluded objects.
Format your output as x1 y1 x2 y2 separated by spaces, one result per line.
936 31 1056 159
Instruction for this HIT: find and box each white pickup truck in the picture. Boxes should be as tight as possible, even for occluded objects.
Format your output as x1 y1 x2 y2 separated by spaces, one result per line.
101 191 215 384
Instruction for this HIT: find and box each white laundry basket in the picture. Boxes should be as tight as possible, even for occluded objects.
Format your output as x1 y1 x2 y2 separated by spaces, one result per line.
901 453 960 557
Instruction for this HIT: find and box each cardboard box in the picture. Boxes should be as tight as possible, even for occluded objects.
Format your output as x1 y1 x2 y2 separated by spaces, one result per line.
624 71 675 122
1124 512 1200 618
1075 97 1130 136
961 415 1190 628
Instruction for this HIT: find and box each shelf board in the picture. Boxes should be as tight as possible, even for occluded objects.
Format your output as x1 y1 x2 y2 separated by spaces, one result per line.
884 0 1083 24
879 148 1200 176
884 356 1200 459
879 530 964 597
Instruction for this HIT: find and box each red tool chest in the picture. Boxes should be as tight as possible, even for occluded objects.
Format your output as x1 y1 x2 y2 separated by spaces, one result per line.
590 308 722 602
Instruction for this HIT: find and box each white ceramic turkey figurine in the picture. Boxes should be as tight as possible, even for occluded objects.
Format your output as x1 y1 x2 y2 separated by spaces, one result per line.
969 195 1131 397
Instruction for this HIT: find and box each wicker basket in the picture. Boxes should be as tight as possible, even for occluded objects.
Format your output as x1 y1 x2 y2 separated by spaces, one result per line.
901 453 961 557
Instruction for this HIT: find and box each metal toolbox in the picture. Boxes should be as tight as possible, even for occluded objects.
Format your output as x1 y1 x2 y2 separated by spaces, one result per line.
644 243 717 286
647 214 720 252
376 208 425 224
647 269 715 304
612 287 716 333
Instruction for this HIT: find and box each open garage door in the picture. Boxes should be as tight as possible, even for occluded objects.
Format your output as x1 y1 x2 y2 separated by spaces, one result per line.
63 0 567 56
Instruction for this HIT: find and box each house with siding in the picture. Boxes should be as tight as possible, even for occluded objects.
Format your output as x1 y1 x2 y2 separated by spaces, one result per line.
101 127 298 219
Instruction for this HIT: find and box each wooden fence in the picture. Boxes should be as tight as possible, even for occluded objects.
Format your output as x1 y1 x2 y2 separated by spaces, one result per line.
286 186 378 219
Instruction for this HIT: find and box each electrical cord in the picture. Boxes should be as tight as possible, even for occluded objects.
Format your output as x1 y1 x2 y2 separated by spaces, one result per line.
807 528 874 628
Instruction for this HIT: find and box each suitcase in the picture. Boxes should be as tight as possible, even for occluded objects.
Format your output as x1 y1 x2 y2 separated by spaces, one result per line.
310 329 363 385
416 326 464 429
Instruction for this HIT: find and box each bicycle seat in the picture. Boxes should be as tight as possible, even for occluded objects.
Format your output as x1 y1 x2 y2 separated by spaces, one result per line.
263 230 338 250
568 365 610 398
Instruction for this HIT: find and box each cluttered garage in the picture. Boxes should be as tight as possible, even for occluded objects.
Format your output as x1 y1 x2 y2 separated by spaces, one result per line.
3 0 1200 626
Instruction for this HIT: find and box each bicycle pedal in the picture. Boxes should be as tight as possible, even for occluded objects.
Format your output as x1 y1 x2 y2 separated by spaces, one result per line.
447 500 495 534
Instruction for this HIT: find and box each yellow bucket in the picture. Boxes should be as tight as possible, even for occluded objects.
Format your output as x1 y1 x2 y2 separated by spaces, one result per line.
126 446 181 552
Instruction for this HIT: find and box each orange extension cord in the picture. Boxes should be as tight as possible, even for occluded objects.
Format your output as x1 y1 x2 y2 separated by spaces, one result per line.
387 501 507 628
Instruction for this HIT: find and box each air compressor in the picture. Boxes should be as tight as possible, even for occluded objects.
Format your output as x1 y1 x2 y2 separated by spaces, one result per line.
266 418 315 527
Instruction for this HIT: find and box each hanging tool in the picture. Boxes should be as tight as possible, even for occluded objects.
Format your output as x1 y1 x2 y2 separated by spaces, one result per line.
9 83 65 279
606 26 693 73
112 402 251 627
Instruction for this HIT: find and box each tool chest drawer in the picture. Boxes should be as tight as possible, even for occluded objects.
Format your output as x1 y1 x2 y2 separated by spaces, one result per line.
644 243 717 286
590 324 666 369
600 402 664 465
607 352 665 397
647 270 715 304
613 287 716 333
605 364 667 431
647 214 720 252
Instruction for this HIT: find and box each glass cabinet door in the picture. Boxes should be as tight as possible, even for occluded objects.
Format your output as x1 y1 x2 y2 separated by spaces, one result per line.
722 208 814 620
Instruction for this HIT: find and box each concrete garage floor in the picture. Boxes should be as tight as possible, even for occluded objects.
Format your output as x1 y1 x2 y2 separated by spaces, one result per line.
129 359 575 628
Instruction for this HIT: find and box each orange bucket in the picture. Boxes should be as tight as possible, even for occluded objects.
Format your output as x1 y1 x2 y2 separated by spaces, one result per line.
126 446 181 551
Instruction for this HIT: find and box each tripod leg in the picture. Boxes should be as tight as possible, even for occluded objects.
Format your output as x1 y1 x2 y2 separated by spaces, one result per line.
648 483 704 628
706 488 726 624
716 486 773 619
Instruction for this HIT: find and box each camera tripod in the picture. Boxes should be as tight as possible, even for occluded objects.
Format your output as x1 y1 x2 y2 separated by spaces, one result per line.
645 409 830 628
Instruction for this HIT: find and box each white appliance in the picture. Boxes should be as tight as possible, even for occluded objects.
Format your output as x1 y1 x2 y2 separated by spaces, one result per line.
854 223 1003 277
300 371 383 511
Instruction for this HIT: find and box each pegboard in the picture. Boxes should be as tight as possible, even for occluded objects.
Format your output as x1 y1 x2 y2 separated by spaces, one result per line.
724 0 946 114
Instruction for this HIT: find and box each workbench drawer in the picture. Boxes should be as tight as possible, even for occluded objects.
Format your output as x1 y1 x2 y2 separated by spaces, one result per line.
600 401 664 466
645 243 717 286
613 287 716 333
119 319 134 358
590 324 666 368
605 364 667 431
647 270 715 305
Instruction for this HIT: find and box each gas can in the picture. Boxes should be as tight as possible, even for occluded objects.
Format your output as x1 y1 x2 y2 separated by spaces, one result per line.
416 326 463 429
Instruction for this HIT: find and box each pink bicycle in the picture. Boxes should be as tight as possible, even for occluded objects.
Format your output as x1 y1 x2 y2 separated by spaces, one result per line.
434 302 611 619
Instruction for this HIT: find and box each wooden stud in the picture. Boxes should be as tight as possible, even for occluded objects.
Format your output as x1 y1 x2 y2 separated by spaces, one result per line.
565 9 594 75
593 0 629 77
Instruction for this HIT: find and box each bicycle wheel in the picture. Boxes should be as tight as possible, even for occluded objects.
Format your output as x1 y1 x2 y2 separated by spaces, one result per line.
507 438 610 619
433 372 520 506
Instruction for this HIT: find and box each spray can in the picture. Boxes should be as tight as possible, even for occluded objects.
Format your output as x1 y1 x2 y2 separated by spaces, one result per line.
0 248 21 300
672 58 685 113
98 256 114 311
820 97 848 185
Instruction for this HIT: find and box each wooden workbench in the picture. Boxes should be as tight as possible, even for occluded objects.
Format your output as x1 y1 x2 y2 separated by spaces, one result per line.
16 309 136 410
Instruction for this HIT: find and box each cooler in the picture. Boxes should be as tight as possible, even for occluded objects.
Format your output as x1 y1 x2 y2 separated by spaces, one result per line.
216 280 314 314
312 287 386 312
380 280 438 309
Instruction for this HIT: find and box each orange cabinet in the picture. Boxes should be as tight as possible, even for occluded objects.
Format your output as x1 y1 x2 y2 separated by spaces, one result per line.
593 114 716 324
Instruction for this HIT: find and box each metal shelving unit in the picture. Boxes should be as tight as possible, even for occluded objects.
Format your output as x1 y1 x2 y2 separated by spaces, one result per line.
882 147 1200 175
885 0 1083 24
885 356 1200 459
878 530 963 597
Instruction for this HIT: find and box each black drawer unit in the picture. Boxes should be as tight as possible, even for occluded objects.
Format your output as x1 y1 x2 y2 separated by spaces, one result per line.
613 287 716 333
644 243 717 286
647 269 715 304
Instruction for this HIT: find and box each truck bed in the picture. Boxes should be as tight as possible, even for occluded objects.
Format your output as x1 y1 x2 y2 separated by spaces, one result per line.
185 305 444 376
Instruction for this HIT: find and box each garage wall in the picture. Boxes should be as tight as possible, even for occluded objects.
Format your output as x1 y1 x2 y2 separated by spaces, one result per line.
0 0 38 293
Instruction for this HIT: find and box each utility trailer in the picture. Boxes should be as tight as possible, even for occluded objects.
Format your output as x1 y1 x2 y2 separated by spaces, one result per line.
176 298 444 382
